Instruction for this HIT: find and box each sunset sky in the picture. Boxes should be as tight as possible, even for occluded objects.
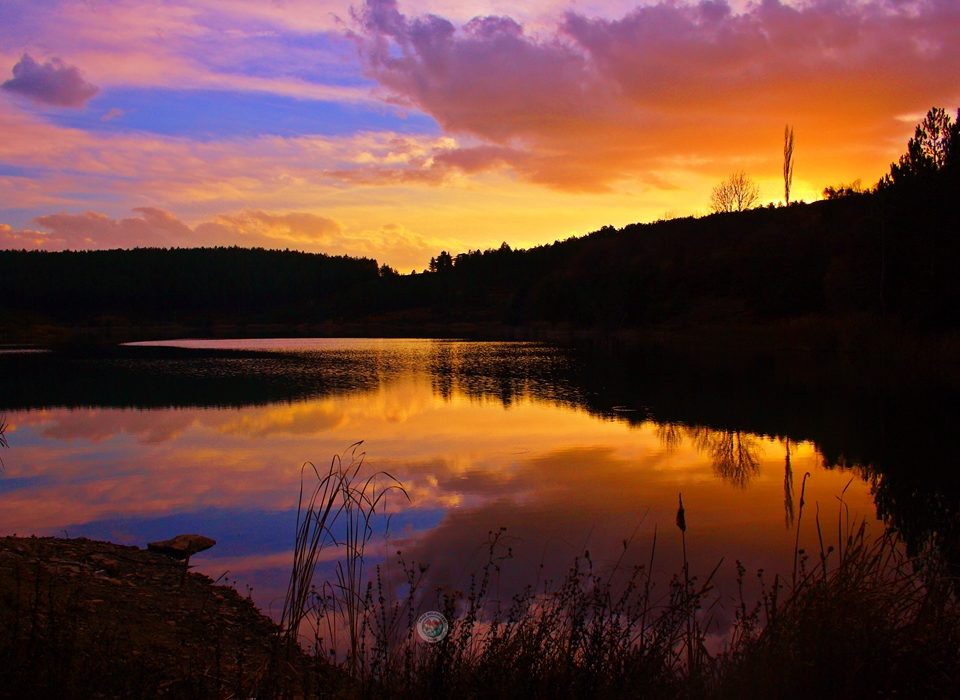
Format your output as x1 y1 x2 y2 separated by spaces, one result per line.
1 0 957 271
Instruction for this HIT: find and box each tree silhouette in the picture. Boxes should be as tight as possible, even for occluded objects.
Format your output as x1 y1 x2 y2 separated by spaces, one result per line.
429 250 453 273
783 125 795 205
888 107 955 184
822 179 863 200
710 171 760 213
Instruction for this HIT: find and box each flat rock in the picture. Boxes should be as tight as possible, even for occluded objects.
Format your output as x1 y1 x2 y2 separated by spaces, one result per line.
147 534 216 559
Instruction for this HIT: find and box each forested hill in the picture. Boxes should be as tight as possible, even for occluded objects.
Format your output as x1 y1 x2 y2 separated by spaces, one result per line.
392 173 958 333
2 109 959 342
0 179 956 340
0 247 380 329
372 108 960 336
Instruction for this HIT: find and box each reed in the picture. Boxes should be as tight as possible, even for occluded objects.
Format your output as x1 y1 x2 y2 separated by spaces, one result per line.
278 443 407 664
0 415 8 470
291 478 722 698
286 456 960 699
715 474 960 698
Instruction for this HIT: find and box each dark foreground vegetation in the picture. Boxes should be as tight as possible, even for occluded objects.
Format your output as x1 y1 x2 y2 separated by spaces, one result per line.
2 109 959 358
0 536 322 699
274 447 960 699
2 448 959 698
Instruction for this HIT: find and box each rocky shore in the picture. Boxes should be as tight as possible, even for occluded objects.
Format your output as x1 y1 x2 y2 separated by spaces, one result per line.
0 535 315 698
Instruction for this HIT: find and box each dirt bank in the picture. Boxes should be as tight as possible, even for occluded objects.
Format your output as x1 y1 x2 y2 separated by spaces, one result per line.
0 536 323 698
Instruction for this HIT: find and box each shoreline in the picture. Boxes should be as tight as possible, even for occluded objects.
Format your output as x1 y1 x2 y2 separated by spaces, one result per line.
4 313 959 391
0 535 327 697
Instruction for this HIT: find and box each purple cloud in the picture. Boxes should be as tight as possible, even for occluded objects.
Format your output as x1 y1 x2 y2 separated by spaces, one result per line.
2 53 99 108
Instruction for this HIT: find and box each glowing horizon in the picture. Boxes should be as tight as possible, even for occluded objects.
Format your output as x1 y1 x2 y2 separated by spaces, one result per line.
1 0 958 271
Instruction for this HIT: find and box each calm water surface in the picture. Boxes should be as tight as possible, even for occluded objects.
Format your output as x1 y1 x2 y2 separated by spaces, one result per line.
0 339 880 623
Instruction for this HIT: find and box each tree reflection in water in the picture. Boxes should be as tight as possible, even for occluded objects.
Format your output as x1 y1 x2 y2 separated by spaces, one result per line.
687 427 762 488
657 426 801 529
654 421 684 451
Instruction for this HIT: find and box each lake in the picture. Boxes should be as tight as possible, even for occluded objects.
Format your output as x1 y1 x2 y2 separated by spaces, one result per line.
0 337 946 633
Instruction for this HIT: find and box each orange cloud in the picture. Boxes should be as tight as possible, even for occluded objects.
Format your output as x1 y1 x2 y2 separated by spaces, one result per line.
1 206 448 271
195 211 343 248
1 208 331 250
32 208 192 248
0 223 51 248
353 0 960 190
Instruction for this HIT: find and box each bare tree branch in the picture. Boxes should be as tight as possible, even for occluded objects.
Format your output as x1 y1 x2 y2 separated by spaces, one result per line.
710 171 760 213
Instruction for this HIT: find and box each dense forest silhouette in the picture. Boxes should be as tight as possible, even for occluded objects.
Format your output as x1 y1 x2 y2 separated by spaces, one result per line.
2 108 958 343
0 247 380 330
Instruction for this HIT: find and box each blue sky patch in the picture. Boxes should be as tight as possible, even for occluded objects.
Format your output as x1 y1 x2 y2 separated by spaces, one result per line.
65 505 446 558
45 88 438 140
